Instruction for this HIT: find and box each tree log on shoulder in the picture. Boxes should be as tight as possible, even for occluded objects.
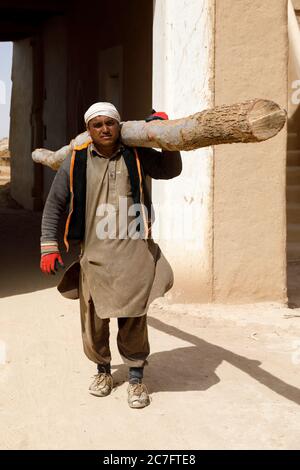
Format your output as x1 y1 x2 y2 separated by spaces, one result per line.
32 99 286 170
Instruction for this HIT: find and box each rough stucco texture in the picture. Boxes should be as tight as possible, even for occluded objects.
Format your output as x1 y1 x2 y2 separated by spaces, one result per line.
292 0 300 9
214 0 288 302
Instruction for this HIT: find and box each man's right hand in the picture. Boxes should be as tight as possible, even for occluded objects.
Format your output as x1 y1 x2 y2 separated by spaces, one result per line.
40 252 65 275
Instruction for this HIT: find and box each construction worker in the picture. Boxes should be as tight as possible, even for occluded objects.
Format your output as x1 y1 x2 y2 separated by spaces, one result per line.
40 102 182 408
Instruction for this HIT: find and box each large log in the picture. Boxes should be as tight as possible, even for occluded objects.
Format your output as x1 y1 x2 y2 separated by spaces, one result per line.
32 99 286 170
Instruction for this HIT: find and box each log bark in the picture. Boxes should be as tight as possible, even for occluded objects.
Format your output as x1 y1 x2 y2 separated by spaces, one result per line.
32 99 286 170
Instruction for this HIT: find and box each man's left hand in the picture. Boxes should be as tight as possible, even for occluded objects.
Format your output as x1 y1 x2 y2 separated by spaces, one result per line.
145 111 169 122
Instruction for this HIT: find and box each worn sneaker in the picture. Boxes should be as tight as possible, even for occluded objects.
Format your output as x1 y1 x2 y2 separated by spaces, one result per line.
127 382 150 409
89 372 113 397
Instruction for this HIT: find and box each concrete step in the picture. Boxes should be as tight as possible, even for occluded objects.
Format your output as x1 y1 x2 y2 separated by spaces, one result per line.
287 132 300 150
0 169 10 185
0 166 10 175
287 203 300 223
287 241 300 261
287 166 300 185
287 223 300 242
0 175 9 180
287 185 300 203
287 150 300 166
0 156 10 166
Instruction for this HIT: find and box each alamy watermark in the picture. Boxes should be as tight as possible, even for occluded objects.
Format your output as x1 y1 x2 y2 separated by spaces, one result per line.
94 197 197 241
291 80 300 105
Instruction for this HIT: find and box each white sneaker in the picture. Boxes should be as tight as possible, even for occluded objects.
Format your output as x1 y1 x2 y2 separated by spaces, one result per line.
89 373 113 397
127 382 150 408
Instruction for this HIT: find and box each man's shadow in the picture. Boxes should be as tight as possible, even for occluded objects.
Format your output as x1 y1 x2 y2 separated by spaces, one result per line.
112 345 220 392
111 316 300 405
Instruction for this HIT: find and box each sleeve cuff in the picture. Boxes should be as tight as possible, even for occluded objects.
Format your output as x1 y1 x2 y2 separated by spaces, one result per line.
41 241 59 256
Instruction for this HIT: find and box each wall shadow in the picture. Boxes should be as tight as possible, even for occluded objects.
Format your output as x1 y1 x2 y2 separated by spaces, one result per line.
287 260 300 308
0 204 79 298
287 106 300 308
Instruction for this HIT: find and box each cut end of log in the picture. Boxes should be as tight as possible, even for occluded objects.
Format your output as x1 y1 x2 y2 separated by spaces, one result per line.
248 99 287 142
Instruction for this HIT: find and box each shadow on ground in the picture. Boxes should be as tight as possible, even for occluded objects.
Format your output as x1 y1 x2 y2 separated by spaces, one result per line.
0 184 78 298
111 317 300 406
2 185 300 406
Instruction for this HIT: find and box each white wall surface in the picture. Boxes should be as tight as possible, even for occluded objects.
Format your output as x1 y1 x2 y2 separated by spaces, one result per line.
152 0 215 301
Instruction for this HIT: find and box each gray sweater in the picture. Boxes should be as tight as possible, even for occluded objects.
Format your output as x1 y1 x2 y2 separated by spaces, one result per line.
41 146 182 246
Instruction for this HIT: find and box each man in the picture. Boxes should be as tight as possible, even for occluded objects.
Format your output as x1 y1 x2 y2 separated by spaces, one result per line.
40 102 182 408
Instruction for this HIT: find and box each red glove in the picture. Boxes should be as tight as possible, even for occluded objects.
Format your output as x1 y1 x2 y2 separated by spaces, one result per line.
40 252 65 275
145 110 169 122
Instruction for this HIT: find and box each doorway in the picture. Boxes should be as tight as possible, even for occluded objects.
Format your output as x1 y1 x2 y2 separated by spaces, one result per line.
0 41 13 207
287 4 300 306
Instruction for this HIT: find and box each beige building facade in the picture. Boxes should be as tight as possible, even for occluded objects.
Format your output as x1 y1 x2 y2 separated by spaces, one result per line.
153 0 288 304
0 0 292 304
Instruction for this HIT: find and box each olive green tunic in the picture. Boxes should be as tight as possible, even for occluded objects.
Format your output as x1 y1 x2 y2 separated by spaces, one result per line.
79 144 173 319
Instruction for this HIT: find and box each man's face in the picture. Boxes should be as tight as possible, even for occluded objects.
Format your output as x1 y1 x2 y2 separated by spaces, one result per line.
87 115 120 148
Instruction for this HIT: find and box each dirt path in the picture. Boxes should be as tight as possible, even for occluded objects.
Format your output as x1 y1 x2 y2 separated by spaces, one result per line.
0 205 300 450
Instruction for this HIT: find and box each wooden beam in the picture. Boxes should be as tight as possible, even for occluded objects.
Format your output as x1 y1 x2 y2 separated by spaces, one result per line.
32 99 287 170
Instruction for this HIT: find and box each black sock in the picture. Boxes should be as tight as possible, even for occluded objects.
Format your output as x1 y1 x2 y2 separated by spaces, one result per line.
97 363 111 374
129 367 144 384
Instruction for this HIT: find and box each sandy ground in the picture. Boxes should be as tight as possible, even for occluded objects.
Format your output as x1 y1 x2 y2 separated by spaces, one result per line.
0 189 300 450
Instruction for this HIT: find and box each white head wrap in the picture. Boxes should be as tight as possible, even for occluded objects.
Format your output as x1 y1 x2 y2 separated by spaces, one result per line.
84 102 121 125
